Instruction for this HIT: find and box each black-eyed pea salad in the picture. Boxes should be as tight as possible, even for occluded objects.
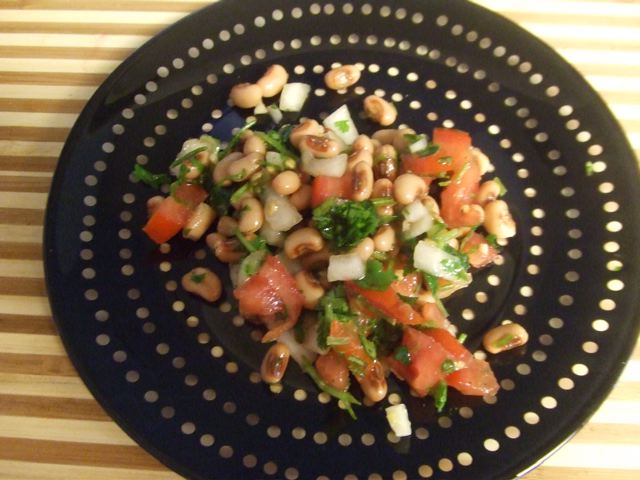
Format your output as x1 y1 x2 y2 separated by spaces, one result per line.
134 63 525 437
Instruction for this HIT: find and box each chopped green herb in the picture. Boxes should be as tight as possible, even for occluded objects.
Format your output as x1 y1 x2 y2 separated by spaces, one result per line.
441 358 457 375
457 333 468 344
132 164 171 188
234 229 267 254
493 176 508 196
316 285 357 350
369 318 404 357
209 183 232 216
431 380 448 413
359 334 377 359
451 160 471 183
397 293 418 306
326 336 350 346
254 130 299 162
218 119 257 159
494 333 515 348
313 198 381 251
438 155 453 166
370 197 396 207
301 358 361 419
190 272 207 284
585 161 595 177
334 119 351 133
356 259 397 291
229 182 252 205
170 145 208 169
424 273 448 317
485 233 499 249
393 345 411 365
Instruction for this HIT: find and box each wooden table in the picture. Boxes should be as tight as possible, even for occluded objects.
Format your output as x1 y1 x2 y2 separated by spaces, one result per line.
0 1 638 479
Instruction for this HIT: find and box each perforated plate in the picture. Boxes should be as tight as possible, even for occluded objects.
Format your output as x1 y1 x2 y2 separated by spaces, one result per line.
44 1 640 479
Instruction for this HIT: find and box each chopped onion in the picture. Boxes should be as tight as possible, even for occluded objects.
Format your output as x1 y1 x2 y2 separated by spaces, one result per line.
277 329 317 365
385 403 412 437
279 82 311 112
264 151 284 170
276 252 302 275
402 199 434 239
408 135 428 154
327 253 366 282
268 104 283 123
403 199 429 222
301 150 348 177
237 250 267 286
404 215 434 239
263 189 303 232
413 239 465 282
300 315 329 355
228 263 241 289
253 102 268 115
323 104 359 146
259 222 285 247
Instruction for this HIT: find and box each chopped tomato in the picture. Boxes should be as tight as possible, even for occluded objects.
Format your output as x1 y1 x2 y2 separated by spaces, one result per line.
315 350 350 391
422 327 468 359
311 172 352 208
143 196 191 244
420 302 447 329
173 183 208 209
401 128 472 176
345 282 425 326
391 271 421 297
233 255 304 342
460 232 498 268
440 155 482 227
328 320 371 368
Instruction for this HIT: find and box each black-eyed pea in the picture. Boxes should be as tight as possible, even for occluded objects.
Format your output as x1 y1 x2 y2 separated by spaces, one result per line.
300 247 331 271
213 152 243 185
372 178 395 217
358 361 388 403
352 237 374 261
289 119 324 149
484 200 516 239
260 342 290 384
238 198 264 234
351 161 374 202
483 323 529 354
206 233 244 263
272 170 301 196
217 216 238 237
284 227 325 259
294 271 325 310
146 195 164 217
256 64 289 98
352 134 374 153
459 204 485 226
227 152 263 181
392 127 416 152
299 135 342 158
371 129 398 145
476 180 502 206
471 147 493 175
373 225 396 252
183 203 216 241
347 149 373 171
393 173 428 205
229 82 263 109
181 267 222 302
373 144 399 181
289 184 312 211
363 95 397 127
324 64 361 90
243 134 267 155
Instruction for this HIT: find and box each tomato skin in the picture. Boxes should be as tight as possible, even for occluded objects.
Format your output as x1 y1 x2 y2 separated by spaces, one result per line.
311 173 352 208
315 350 350 391
440 155 482 227
233 255 305 342
345 282 425 326
173 183 208 209
460 232 498 269
143 196 191 244
401 128 472 176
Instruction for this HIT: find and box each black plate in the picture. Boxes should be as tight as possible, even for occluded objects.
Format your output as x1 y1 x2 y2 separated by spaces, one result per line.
44 1 640 479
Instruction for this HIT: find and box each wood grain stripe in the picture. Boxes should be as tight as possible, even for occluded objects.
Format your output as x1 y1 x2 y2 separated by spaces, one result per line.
0 395 108 421
0 0 210 12
0 332 62 355
544 443 640 469
0 242 43 260
0 22 165 37
0 45 133 60
0 84 97 100
0 71 108 86
0 277 46 296
0 126 69 143
0 437 166 471
0 460 181 480
0 156 58 173
0 224 45 243
571 422 640 446
0 98 85 113
0 10 186 24
529 467 640 480
0 352 75 376
0 140 63 158
0 112 78 128
0 259 44 278
0 372 93 399
0 208 45 225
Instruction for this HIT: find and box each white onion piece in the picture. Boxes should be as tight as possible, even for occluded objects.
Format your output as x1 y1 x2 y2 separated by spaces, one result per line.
279 82 311 112
301 317 329 355
276 252 303 275
171 138 210 176
237 250 267 286
277 329 317 365
408 136 428 153
268 104 283 123
404 215 434 239
402 200 434 239
259 222 285 247
301 150 348 177
228 263 241 289
327 253 366 282
385 404 412 437
403 199 429 222
413 239 463 282
253 102 268 115
264 151 284 169
323 104 359 146
263 190 303 232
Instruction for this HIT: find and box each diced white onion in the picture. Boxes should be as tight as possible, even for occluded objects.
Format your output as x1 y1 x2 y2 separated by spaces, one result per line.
404 215 434 239
253 102 268 115
265 151 284 169
301 316 329 355
323 104 359 146
413 239 461 282
268 104 283 123
385 404 412 437
403 199 429 222
402 200 434 239
277 329 317 365
237 250 267 286
408 136 428 153
263 190 303 232
301 150 348 177
228 263 241 289
279 82 311 112
327 253 366 282
259 222 285 247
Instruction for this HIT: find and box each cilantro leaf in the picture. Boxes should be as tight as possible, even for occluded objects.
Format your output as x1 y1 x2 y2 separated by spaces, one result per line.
301 358 361 419
393 345 411 365
431 380 448 413
397 293 418 305
334 119 351 133
316 285 357 350
313 198 381 251
190 271 207 284
234 230 267 254
356 259 396 291
132 164 171 188
441 358 457 374
218 119 257 159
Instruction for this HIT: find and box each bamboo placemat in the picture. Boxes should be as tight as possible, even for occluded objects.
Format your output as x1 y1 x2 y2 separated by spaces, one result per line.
0 1 638 479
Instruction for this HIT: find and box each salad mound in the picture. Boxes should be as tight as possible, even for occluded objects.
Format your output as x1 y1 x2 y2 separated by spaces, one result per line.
134 64 524 436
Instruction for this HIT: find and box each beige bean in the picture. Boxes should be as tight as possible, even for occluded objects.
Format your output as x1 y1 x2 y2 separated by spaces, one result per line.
352 237 374 261
295 271 325 309
372 178 395 217
483 323 529 354
476 180 502 205
373 224 396 252
243 134 267 155
238 198 264 234
324 64 361 90
358 361 388 403
352 134 374 153
373 144 398 181
181 267 222 302
256 64 289 98
300 247 331 271
227 152 263 181
484 200 516 238
289 184 312 211
392 127 416 152
347 149 373 171
213 152 243 185
260 342 290 384
393 173 428 205
371 129 398 145
363 95 397 126
146 195 164 217
217 216 238 237
459 203 485 226
206 232 244 263
299 135 342 158
351 161 374 202
284 227 325 259
289 119 324 149
229 82 263 109
183 203 216 241
272 170 301 196
471 147 493 175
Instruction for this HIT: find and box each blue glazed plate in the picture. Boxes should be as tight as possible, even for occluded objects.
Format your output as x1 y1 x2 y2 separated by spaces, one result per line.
44 1 640 479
